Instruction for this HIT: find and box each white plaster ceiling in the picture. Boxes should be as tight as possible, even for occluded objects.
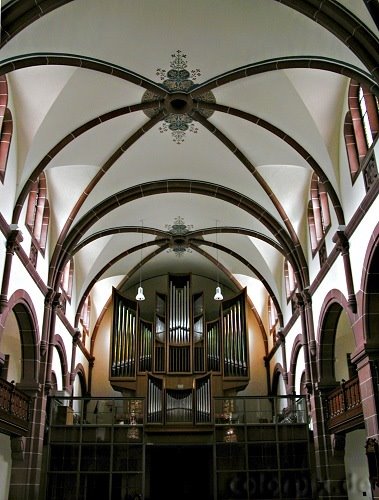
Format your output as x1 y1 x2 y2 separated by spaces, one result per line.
1 0 377 326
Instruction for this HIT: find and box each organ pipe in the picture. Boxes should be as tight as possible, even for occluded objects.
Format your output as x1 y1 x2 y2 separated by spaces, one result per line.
222 291 248 377
111 280 248 399
111 290 137 378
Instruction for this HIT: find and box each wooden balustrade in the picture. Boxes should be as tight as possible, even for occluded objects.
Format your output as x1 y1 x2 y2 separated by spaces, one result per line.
327 376 363 432
0 378 30 435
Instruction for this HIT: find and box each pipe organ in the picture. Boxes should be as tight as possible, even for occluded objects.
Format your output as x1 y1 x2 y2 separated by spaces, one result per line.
110 274 249 426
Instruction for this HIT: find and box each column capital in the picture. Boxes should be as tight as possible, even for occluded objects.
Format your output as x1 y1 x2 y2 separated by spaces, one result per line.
73 328 82 346
6 225 23 253
44 288 62 310
296 292 304 311
276 328 285 344
301 287 312 306
16 380 41 397
332 225 349 254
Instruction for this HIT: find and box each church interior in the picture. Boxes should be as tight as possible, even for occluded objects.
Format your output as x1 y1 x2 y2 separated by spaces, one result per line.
0 1 379 499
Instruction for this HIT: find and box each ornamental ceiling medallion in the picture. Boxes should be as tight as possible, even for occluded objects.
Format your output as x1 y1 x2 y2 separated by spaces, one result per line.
142 50 215 144
165 216 193 257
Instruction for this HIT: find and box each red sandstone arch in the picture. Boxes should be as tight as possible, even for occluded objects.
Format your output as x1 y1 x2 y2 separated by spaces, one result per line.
0 289 40 384
54 334 70 391
317 289 356 384
360 222 379 344
288 334 304 393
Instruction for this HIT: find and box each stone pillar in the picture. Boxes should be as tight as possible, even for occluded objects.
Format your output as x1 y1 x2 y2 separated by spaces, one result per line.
8 381 43 500
311 372 350 496
87 355 95 395
0 226 23 314
352 346 379 498
10 289 62 500
297 289 349 498
311 385 349 499
69 328 81 389
333 227 357 313
44 292 61 393
296 292 312 391
8 436 26 500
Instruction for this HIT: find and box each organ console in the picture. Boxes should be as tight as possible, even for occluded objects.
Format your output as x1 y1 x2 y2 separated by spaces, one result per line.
110 274 249 426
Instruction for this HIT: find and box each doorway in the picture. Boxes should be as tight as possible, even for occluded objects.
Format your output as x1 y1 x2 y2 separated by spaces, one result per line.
147 444 213 500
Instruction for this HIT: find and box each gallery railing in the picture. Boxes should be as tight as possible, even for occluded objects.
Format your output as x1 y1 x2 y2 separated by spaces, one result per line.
0 377 30 435
326 375 363 432
48 394 308 429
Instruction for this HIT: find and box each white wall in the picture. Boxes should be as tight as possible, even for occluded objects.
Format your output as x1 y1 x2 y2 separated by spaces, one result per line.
0 434 11 500
0 311 21 383
335 308 356 381
345 429 372 499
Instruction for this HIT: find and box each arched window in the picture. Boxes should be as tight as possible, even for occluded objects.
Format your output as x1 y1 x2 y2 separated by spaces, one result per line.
284 259 297 301
308 173 330 264
0 76 12 183
25 172 50 264
268 295 279 335
80 295 91 336
344 80 378 183
60 259 74 301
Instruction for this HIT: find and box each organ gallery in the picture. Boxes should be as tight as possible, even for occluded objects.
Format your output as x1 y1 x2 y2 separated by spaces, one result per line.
110 274 249 425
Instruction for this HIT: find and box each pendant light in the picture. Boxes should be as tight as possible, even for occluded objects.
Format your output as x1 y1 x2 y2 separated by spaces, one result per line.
214 220 223 301
136 220 145 301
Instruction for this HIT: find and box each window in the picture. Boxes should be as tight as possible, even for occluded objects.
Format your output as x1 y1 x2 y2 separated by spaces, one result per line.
308 173 330 262
268 295 279 335
25 172 50 264
284 259 297 301
344 80 379 180
359 86 377 148
80 295 91 335
0 76 12 183
60 259 74 302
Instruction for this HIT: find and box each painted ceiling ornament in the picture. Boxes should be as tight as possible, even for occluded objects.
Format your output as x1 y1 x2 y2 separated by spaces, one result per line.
165 216 193 257
156 50 201 91
142 50 215 144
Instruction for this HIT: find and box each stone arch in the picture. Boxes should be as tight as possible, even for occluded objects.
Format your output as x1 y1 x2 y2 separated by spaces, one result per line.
0 289 40 384
360 222 379 344
54 334 69 390
318 289 356 385
72 362 87 397
272 362 287 395
288 334 303 393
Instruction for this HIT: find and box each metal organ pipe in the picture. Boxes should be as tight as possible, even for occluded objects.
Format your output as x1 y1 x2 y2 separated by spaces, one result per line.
119 306 125 376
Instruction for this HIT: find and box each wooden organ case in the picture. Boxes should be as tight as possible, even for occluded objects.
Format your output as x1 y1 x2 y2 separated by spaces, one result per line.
110 274 249 426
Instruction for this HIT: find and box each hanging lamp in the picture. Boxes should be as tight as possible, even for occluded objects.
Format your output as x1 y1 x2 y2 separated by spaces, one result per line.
136 220 145 301
214 220 223 301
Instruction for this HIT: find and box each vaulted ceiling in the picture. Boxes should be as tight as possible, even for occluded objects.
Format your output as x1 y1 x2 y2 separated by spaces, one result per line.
1 0 378 328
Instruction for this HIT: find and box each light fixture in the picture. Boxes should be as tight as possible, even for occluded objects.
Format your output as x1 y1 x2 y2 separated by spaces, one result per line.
136 286 145 301
214 220 223 301
214 286 223 301
224 424 238 442
136 220 145 301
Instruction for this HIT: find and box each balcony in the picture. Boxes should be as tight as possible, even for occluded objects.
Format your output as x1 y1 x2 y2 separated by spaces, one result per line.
327 375 363 433
0 378 31 436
